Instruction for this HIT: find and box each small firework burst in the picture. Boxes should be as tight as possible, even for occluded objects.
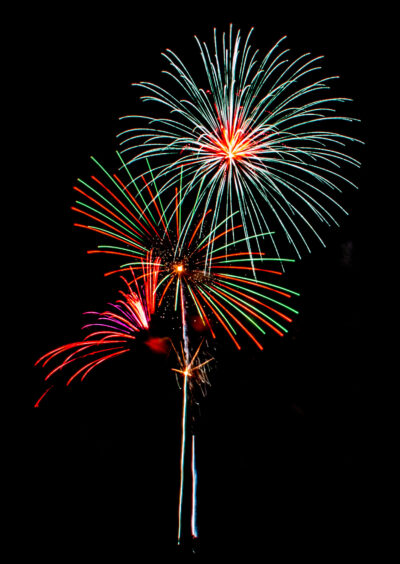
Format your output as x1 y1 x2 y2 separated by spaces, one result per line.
34 256 160 404
171 339 213 394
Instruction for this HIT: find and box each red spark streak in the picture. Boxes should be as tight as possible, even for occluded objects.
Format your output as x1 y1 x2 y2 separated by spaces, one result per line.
66 348 130 386
92 175 152 237
72 206 143 247
195 289 242 350
158 275 174 306
207 127 253 162
113 174 158 239
34 385 54 408
142 255 160 314
141 175 170 239
187 288 216 338
35 258 159 402
187 209 213 249
210 265 282 275
213 273 292 298
73 186 143 239
35 339 129 368
199 108 259 167
73 223 146 253
44 345 126 381
104 266 140 277
210 284 286 336
210 252 264 261
199 287 265 348
87 249 139 260
213 279 293 323
196 224 243 253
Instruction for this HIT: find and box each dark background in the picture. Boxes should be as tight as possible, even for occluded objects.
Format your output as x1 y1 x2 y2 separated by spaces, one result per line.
16 2 390 561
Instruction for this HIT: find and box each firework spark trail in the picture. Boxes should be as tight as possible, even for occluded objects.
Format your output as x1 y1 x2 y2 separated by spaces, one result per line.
176 286 203 544
172 340 212 544
191 434 198 539
35 255 160 403
177 366 188 545
118 25 362 261
177 283 189 546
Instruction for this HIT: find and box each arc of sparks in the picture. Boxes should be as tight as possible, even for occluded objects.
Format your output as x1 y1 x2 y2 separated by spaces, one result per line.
35 254 160 404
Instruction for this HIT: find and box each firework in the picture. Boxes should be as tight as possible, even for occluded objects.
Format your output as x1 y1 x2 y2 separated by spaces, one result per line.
34 254 160 405
33 28 339 552
118 25 361 260
171 339 213 543
73 155 300 351
71 154 300 547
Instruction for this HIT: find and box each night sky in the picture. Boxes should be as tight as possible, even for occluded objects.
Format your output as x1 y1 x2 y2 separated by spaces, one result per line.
18 3 388 561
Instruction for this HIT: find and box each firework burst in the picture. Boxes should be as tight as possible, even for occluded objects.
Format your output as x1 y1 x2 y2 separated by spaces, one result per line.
171 339 213 393
34 255 160 405
118 25 361 260
73 155 300 351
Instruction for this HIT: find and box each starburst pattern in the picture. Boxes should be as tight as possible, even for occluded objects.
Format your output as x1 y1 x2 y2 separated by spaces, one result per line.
72 156 300 350
171 339 213 391
118 26 361 259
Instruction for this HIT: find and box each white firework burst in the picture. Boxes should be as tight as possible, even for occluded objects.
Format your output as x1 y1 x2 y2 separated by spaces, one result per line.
118 25 362 261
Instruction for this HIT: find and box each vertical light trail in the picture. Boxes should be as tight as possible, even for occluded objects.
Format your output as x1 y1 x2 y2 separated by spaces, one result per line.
177 281 190 545
177 370 188 545
191 434 199 539
180 281 190 361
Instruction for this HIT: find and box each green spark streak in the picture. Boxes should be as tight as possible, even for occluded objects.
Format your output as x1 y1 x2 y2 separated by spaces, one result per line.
173 179 204 257
216 273 300 296
185 284 206 324
117 29 361 261
91 156 154 228
214 258 295 263
196 286 238 335
83 225 148 251
216 277 299 314
98 245 146 256
208 232 275 256
155 272 173 293
174 277 181 311
75 199 144 243
119 260 164 271
116 151 158 227
76 178 145 236
118 260 159 272
212 282 291 333
194 209 241 252
206 286 267 334
144 157 168 226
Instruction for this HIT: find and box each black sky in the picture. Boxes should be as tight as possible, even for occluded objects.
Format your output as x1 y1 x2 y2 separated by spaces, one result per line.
17 3 390 561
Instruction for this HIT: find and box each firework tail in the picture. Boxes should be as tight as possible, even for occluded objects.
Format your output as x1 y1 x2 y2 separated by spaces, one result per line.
177 283 199 547
176 381 200 549
191 433 199 539
177 362 188 545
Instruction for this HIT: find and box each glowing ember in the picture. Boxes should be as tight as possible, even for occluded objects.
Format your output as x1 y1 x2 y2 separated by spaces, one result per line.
202 121 256 167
